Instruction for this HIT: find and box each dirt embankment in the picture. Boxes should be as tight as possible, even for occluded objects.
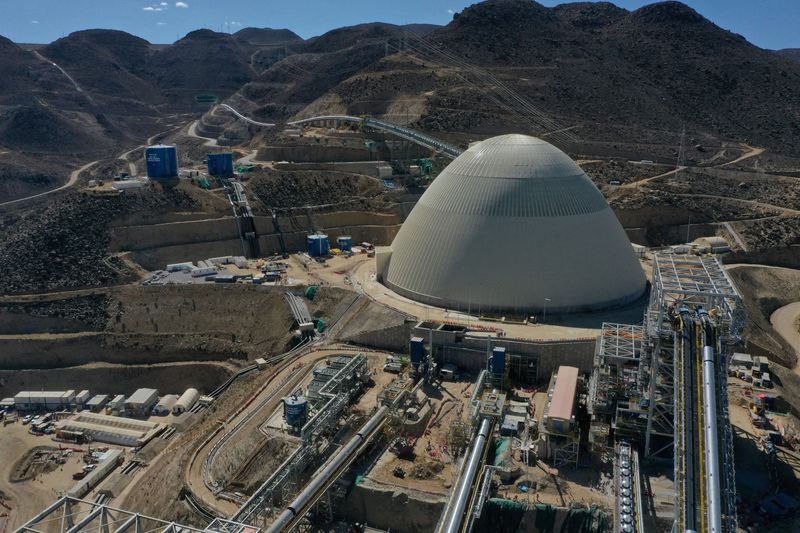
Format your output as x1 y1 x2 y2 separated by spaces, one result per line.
726 265 800 367
0 284 354 371
119 369 268 524
0 294 109 334
0 362 233 399
248 167 384 210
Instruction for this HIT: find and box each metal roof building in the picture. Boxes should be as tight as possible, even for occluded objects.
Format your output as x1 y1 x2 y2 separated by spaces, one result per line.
378 134 646 313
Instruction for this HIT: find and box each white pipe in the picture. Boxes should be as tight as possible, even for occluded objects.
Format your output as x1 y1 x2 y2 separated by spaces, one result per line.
702 345 722 533
440 417 492 533
266 406 388 532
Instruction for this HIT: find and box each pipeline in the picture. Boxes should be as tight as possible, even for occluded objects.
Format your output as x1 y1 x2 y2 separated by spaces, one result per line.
700 313 723 533
439 417 493 533
265 405 388 533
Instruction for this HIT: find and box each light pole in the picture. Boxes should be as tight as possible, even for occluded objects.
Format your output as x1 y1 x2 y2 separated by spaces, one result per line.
543 298 551 323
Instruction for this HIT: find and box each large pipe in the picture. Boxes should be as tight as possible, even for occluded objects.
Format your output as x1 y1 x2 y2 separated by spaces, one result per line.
266 406 388 533
440 417 493 533
702 344 722 533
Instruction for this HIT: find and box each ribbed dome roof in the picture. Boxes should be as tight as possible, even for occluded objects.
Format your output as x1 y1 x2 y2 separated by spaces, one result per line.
380 134 646 313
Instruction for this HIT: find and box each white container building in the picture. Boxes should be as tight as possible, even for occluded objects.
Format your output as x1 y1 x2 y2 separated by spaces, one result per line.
75 390 91 408
125 388 159 416
14 390 75 411
86 395 109 412
106 394 125 414
166 262 194 272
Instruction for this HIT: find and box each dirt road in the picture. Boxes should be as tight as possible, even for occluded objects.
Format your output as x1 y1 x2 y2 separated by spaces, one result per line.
187 120 219 147
183 346 378 517
0 159 96 208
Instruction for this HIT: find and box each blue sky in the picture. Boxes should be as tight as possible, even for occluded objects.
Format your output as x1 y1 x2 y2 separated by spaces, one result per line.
0 0 796 50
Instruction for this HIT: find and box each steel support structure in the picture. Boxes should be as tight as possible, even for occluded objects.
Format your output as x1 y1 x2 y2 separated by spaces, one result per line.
643 253 744 533
14 497 255 533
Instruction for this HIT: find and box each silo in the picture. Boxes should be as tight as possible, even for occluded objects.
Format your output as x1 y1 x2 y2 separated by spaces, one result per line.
283 394 308 427
172 388 199 415
207 152 234 177
337 236 353 252
145 145 179 179
307 234 329 257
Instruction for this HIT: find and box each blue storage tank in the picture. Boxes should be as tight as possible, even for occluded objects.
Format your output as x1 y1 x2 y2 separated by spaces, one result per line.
490 346 506 377
145 145 178 179
337 236 353 252
283 394 307 427
207 152 234 177
410 336 426 365
307 234 330 257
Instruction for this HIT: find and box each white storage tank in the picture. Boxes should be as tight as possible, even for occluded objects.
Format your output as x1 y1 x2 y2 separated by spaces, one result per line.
172 388 199 414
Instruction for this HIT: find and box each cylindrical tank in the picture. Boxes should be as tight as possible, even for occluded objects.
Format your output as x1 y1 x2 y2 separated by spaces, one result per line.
172 388 199 415
207 152 234 177
337 236 352 252
145 145 178 179
307 234 329 257
283 394 308 427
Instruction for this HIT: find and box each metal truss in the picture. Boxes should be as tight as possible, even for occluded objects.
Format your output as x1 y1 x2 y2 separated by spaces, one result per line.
14 497 256 533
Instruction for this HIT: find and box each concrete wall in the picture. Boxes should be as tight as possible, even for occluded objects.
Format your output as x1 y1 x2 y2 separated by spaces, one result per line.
344 322 413 353
111 210 401 268
110 218 240 251
412 324 595 382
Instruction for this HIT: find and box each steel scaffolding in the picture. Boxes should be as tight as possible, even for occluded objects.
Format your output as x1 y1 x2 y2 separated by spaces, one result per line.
14 497 256 533
643 253 744 533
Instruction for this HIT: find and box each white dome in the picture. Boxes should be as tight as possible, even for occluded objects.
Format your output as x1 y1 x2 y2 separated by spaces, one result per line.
381 134 646 313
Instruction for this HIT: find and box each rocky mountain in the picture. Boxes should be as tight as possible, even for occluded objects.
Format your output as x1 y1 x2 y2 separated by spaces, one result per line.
778 48 800 62
234 27 302 45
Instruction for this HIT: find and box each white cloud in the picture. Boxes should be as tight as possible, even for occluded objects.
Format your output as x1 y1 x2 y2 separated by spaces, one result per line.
160 1 168 5
31 20 39 24
157 21 166 25
229 21 242 27
143 6 154 10
447 9 454 14
175 1 189 7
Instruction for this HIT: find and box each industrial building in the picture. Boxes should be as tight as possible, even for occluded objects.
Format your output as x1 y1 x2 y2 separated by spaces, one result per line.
538 366 582 467
85 394 108 412
378 134 646 313
124 388 158 417
207 152 234 177
56 412 163 447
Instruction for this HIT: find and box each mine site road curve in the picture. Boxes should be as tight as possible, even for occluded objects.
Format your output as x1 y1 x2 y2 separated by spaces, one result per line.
0 159 97 208
218 104 463 159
